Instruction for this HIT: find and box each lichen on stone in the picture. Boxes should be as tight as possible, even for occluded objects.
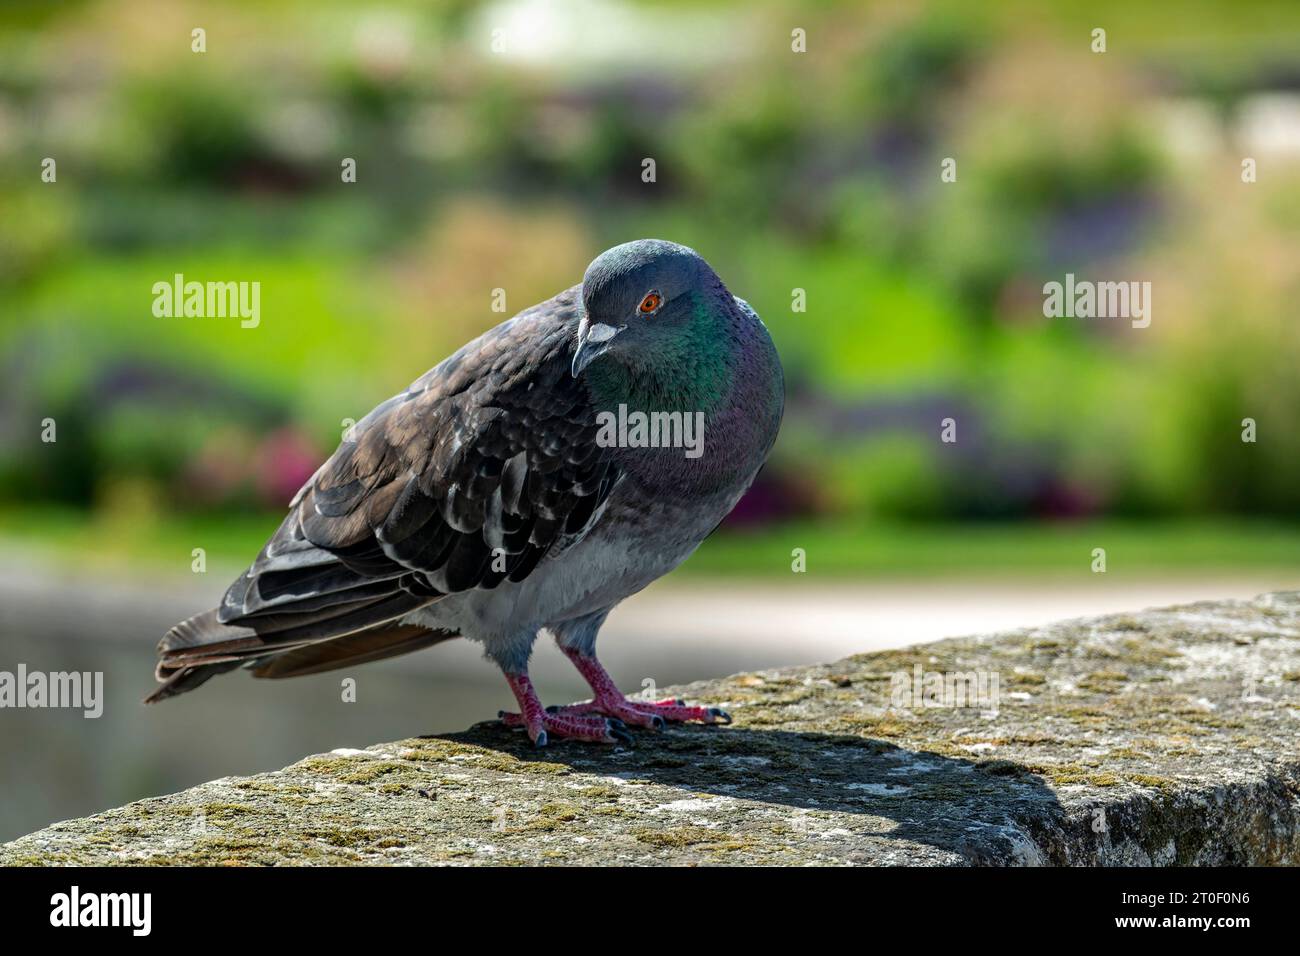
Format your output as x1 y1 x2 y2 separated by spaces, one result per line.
3 592 1299 866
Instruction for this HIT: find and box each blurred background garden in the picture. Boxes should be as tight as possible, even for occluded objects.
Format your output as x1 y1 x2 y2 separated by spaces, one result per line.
1 0 1298 840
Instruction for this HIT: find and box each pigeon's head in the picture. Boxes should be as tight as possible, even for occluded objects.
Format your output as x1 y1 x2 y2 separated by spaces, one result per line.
572 239 728 377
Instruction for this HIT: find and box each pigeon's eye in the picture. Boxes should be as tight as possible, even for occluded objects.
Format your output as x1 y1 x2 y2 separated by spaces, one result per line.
637 291 662 315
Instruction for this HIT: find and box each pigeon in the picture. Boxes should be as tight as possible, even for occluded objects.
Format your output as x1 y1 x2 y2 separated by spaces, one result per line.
147 239 785 746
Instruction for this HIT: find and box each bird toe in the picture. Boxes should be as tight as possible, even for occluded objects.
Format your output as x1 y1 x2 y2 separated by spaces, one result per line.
607 721 634 747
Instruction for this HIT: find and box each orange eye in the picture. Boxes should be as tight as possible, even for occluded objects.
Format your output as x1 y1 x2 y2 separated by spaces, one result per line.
638 292 662 315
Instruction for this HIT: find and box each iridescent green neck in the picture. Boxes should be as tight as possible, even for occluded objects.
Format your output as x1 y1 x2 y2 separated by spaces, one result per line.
584 296 734 414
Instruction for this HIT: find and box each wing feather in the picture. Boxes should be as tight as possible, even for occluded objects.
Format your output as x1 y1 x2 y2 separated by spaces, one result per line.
151 286 623 698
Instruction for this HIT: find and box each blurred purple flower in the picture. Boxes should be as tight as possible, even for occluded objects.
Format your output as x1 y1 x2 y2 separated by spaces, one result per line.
253 427 321 508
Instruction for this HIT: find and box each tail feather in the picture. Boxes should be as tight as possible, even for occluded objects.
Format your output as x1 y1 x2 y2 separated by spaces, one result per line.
147 603 456 703
250 624 458 679
158 609 260 655
144 659 241 703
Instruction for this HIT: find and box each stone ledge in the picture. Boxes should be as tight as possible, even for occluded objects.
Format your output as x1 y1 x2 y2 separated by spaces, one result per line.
4 592 1299 866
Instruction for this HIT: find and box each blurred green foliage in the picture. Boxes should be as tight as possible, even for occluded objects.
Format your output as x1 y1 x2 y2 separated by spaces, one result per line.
1 0 1298 566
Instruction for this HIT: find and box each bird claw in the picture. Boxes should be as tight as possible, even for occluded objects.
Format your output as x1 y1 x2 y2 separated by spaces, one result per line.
608 723 635 747
500 709 633 747
500 662 730 747
547 694 732 729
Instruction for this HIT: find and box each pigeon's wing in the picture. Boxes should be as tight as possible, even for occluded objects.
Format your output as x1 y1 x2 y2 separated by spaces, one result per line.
149 287 621 698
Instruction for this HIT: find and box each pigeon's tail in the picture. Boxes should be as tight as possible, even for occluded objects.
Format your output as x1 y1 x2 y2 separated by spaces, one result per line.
145 608 458 703
145 609 256 703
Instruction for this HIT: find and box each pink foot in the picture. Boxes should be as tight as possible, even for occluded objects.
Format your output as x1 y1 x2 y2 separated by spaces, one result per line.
547 696 732 728
498 672 633 747
498 709 631 745
556 646 732 729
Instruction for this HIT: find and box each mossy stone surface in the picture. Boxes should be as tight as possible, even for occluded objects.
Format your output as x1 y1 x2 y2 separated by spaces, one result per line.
4 592 1299 866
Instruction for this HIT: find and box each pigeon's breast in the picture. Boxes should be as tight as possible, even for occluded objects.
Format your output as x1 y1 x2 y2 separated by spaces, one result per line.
402 477 746 643
404 308 783 646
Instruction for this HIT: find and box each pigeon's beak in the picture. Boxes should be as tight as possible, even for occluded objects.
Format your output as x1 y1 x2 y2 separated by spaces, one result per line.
571 322 625 377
